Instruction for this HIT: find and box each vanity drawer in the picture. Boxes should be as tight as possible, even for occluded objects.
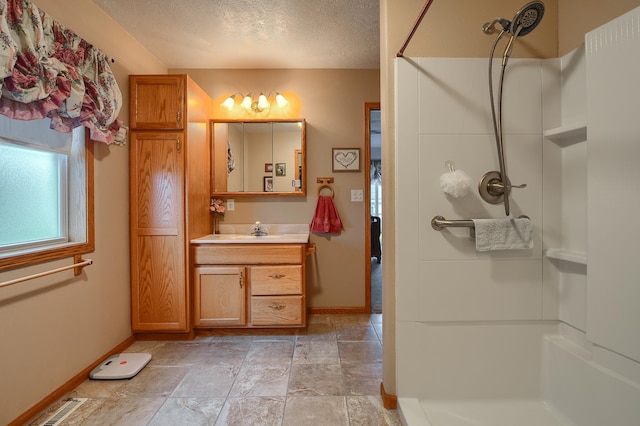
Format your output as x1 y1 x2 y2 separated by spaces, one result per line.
192 244 305 265
251 296 304 326
250 266 302 295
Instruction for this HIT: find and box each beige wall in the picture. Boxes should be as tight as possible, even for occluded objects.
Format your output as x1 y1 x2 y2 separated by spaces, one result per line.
172 68 380 309
381 0 640 397
0 1 166 424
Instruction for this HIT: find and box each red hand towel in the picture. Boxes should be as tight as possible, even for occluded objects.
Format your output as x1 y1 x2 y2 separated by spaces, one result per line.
311 195 344 234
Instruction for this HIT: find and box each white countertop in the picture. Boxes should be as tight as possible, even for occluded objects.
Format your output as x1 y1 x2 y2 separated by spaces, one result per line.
191 223 310 244
191 233 309 244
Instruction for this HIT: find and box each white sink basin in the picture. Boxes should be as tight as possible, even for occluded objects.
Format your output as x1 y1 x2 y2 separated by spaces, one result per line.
191 224 310 244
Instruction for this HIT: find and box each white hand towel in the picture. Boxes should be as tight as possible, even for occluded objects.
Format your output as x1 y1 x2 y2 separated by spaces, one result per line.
472 218 533 251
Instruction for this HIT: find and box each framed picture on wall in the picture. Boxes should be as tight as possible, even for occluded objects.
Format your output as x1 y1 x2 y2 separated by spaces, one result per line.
263 176 273 192
275 163 286 176
265 163 273 173
332 148 360 172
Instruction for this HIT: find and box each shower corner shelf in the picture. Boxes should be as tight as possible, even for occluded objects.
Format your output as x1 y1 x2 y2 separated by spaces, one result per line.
543 124 587 147
545 248 587 265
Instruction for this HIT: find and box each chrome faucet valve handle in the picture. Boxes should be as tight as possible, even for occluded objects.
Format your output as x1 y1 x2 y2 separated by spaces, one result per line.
251 221 268 236
488 181 527 192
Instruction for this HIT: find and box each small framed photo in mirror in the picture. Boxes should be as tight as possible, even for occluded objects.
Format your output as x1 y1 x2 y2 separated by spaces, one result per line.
263 176 274 192
276 163 286 176
332 148 360 172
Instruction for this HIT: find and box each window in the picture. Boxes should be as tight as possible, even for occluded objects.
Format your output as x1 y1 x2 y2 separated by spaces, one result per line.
0 142 68 250
0 118 94 271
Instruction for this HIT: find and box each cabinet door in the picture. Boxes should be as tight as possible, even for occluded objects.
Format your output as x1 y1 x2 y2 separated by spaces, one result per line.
194 266 247 327
129 75 185 130
130 131 187 332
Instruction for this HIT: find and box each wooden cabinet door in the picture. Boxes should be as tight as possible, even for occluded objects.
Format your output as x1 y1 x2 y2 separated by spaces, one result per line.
129 75 185 130
194 266 247 327
130 131 187 332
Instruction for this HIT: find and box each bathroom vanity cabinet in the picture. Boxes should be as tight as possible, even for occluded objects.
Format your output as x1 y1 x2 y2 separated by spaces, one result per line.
129 75 212 335
191 243 307 329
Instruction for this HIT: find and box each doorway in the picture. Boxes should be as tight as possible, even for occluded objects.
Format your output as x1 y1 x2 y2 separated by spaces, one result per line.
364 102 381 313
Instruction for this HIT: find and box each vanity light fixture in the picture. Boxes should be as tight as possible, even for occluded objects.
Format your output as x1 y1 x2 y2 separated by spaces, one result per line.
221 91 288 113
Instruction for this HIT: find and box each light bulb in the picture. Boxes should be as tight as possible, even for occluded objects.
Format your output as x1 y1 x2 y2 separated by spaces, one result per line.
241 94 252 111
221 95 235 111
257 93 269 111
275 93 288 108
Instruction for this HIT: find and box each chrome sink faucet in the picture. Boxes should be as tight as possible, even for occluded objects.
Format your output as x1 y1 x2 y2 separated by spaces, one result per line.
251 221 268 236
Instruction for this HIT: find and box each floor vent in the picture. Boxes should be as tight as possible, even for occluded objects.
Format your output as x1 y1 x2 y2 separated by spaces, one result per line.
38 398 87 426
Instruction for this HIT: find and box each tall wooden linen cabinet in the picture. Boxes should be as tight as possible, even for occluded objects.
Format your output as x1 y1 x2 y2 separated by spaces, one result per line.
129 75 212 335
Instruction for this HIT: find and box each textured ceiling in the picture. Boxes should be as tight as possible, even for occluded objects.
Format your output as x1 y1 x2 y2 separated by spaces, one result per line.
92 0 380 69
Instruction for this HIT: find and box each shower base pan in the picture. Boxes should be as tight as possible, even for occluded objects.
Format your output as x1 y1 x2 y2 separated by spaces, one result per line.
399 398 573 426
89 353 152 380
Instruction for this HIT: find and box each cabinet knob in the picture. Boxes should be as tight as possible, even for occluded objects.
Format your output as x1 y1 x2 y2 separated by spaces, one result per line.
269 304 286 311
268 273 286 279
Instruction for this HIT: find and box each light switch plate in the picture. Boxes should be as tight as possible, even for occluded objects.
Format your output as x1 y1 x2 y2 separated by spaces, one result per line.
226 199 235 211
351 189 363 202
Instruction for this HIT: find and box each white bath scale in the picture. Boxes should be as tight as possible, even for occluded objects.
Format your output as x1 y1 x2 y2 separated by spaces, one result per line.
89 352 152 380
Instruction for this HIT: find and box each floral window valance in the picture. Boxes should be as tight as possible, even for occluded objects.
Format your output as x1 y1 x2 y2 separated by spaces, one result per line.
0 0 123 144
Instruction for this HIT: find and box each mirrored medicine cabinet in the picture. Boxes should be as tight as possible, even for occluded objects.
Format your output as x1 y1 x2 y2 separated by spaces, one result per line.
211 119 306 196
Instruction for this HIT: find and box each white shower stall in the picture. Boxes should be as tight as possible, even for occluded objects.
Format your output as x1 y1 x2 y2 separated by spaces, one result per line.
394 6 640 425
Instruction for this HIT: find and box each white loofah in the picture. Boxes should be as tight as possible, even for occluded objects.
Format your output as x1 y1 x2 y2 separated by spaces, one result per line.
440 169 473 198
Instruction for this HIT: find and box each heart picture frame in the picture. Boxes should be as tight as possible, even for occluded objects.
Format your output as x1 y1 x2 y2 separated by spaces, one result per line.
332 148 361 172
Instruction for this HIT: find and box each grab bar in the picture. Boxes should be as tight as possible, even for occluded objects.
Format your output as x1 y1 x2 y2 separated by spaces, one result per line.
431 215 530 237
0 257 93 289
431 216 474 231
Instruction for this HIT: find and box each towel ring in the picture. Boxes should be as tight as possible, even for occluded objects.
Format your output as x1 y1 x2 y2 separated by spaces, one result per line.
318 184 334 198
316 177 335 198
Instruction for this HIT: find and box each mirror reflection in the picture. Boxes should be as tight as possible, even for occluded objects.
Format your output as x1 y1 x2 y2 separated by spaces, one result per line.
212 120 306 195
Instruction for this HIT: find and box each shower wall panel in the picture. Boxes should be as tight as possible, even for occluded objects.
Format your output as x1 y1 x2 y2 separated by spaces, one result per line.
396 58 544 323
586 5 640 364
395 56 548 398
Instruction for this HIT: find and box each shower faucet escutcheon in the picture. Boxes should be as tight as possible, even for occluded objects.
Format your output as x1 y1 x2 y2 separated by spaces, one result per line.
479 171 527 206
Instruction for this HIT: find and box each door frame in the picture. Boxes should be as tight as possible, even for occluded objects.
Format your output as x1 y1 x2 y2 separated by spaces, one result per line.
364 102 380 313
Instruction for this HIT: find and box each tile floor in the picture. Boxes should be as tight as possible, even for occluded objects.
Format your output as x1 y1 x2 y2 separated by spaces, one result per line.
34 314 401 426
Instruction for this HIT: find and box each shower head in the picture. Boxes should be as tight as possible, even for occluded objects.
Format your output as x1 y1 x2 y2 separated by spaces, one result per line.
482 1 545 37
509 1 545 37
500 1 545 66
